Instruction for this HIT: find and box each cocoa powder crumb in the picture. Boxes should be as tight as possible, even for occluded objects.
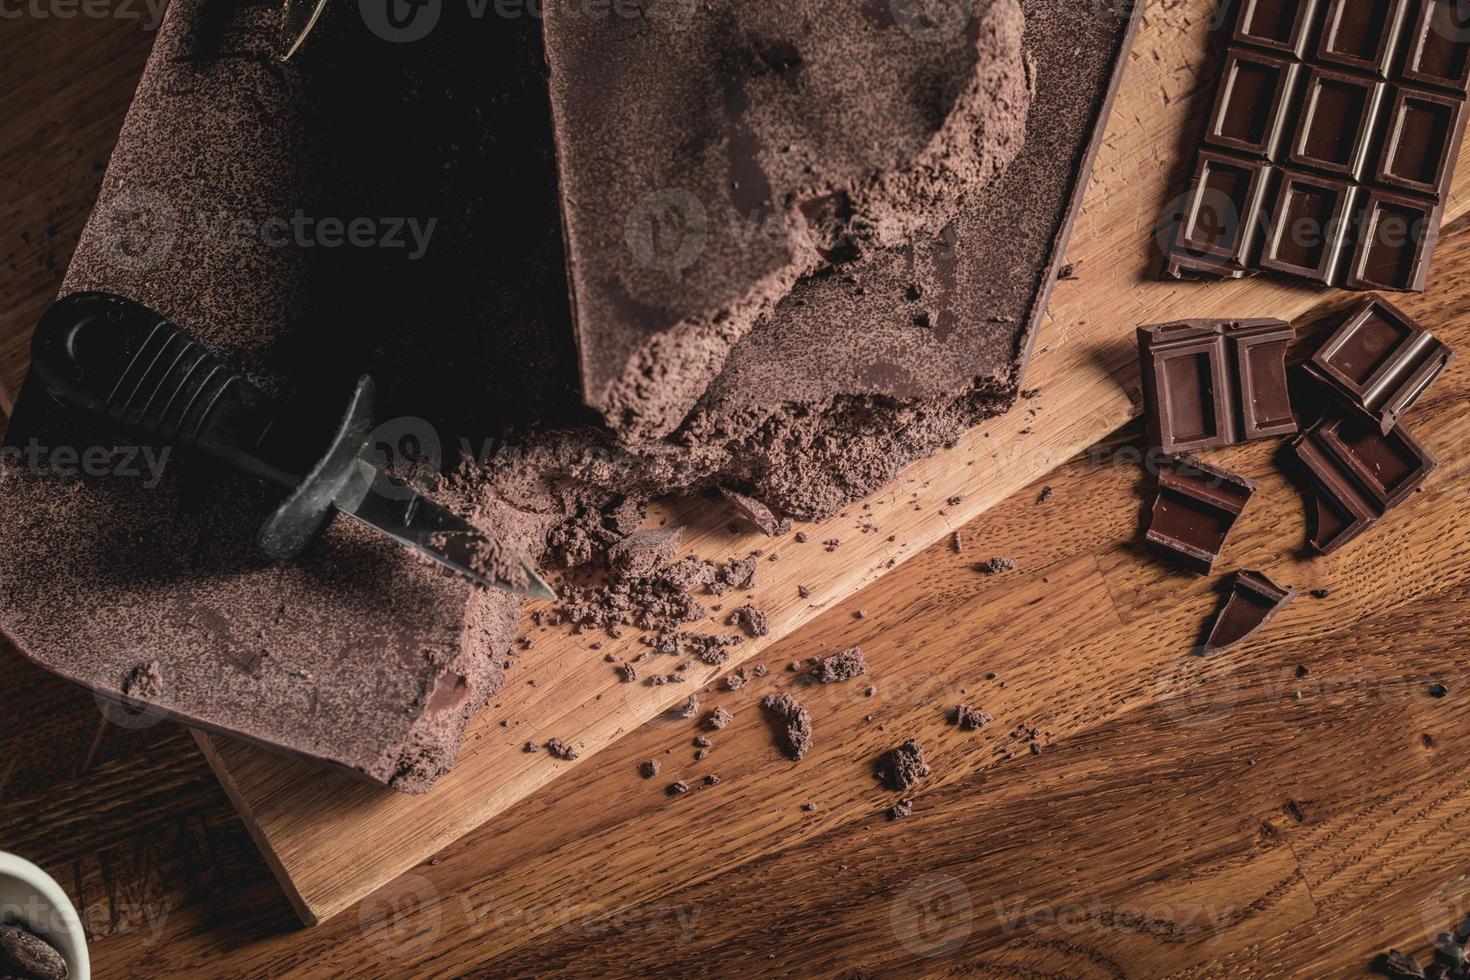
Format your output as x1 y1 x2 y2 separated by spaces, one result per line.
728 603 770 638
546 738 579 761
878 739 931 791
887 798 914 820
761 693 814 761
951 704 993 730
706 706 734 730
810 647 868 683
679 694 701 718
977 556 1016 575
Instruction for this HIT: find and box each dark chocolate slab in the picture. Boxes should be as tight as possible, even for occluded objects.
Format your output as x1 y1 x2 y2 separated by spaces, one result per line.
1292 414 1437 552
1146 455 1260 574
1305 294 1455 431
1205 568 1297 652
1166 0 1470 290
1138 318 1297 454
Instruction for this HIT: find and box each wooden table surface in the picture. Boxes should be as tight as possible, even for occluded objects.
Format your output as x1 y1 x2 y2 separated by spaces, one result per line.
5 11 1470 980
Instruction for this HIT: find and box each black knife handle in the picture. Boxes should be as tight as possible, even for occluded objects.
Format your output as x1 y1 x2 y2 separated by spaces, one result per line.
30 292 300 487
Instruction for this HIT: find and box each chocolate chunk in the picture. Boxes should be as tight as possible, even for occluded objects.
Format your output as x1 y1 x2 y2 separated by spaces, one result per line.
546 738 579 761
720 488 790 536
1383 949 1427 979
1293 415 1437 553
607 527 685 580
809 647 869 683
1304 295 1455 433
1205 569 1297 653
728 603 770 638
0 925 67 980
717 557 758 592
1137 319 1296 454
951 704 993 731
760 693 813 761
878 738 931 791
977 556 1016 576
1145 454 1259 574
640 759 661 778
1167 0 1468 292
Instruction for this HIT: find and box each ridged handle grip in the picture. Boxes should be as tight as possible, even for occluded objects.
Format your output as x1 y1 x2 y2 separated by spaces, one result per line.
30 292 299 487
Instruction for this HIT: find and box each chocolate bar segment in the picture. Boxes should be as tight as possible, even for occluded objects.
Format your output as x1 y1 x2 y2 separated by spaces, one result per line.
1146 455 1260 574
1234 0 1323 57
1205 569 1297 652
1401 0 1470 94
1138 318 1297 454
1305 295 1456 431
1166 0 1468 291
1292 415 1437 552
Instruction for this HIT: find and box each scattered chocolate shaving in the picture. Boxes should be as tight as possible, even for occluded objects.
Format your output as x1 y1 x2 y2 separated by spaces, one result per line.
951 704 993 730
977 556 1016 575
878 739 930 791
720 487 791 536
607 527 685 580
728 603 770 638
810 647 868 683
761 693 813 761
546 738 579 761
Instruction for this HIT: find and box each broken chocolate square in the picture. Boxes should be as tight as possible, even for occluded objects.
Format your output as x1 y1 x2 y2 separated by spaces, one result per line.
1146 454 1260 574
1304 295 1455 433
1292 414 1437 552
1205 569 1297 652
1138 318 1297 453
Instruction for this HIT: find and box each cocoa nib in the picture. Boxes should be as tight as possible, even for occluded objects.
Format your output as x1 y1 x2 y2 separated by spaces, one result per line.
0 925 68 980
809 646 867 683
728 603 769 637
546 738 579 761
761 693 813 761
951 704 993 730
878 739 930 791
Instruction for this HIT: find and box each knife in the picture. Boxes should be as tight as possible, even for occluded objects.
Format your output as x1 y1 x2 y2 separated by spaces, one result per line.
27 292 556 601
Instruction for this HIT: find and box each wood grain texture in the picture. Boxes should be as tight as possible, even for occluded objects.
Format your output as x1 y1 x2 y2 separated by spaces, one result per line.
197 0 1470 927
2 1 1470 977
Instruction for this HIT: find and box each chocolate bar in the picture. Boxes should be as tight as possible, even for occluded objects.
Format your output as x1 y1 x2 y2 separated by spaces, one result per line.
1138 318 1297 454
1146 455 1260 574
1167 0 1470 291
1305 294 1455 432
1205 568 1297 652
1292 414 1437 552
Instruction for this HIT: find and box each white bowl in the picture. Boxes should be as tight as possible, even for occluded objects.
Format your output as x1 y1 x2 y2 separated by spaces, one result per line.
0 853 90 980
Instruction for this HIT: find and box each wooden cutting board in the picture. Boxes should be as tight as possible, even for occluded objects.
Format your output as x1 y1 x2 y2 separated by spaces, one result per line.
192 0 1470 927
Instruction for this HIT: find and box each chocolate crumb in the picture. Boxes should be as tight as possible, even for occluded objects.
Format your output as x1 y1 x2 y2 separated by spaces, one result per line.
854 610 868 620
797 585 812 599
1309 588 1332 599
679 694 701 718
546 738 579 761
1295 665 1309 678
704 774 720 786
865 686 876 697
794 531 808 544
887 798 914 820
951 531 963 553
878 739 931 791
706 706 734 730
725 668 753 690
977 556 1016 575
668 781 690 796
619 662 637 683
810 646 868 683
523 741 539 753
728 603 770 637
694 748 710 761
694 735 711 748
640 759 661 778
761 693 813 761
946 495 963 507
1382 949 1426 979
803 802 817 811
1038 486 1053 503
951 704 993 730
1430 683 1449 698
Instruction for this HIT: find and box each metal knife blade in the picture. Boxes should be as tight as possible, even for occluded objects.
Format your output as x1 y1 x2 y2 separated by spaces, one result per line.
335 460 556 601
